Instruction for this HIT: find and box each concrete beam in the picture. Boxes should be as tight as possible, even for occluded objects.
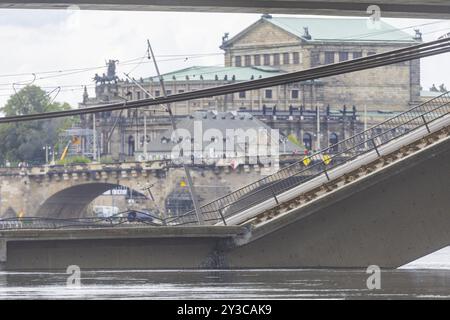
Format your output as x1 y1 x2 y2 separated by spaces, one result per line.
0 1 450 19
0 225 247 269
0 225 247 241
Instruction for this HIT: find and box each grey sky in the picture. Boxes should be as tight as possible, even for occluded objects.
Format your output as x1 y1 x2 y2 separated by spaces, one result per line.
0 9 449 108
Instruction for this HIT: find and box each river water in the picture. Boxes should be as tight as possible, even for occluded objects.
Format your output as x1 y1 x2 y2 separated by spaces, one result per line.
1 247 450 300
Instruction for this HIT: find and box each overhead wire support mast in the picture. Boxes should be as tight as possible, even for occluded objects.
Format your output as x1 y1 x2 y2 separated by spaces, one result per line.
147 39 204 225
1 38 450 124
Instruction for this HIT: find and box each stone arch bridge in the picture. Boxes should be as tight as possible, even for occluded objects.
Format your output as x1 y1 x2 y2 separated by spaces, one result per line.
0 161 289 219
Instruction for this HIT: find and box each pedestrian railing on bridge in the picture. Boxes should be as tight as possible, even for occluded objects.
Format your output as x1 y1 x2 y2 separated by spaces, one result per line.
166 91 450 226
0 210 165 230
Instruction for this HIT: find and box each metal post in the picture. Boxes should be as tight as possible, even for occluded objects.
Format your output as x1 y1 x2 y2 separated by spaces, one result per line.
147 39 204 224
144 113 147 158
316 106 321 151
421 115 431 133
44 146 49 164
93 113 97 161
371 138 381 157
218 209 227 226
364 104 368 150
270 184 279 205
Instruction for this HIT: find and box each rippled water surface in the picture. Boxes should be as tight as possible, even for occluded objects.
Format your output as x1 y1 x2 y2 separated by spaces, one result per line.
1 247 449 299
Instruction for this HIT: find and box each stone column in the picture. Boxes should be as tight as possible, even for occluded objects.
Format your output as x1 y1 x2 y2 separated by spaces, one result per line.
0 240 6 264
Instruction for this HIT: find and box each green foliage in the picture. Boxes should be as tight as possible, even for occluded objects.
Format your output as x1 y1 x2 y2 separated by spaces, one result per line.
100 156 116 164
56 156 91 166
287 134 302 147
0 85 74 165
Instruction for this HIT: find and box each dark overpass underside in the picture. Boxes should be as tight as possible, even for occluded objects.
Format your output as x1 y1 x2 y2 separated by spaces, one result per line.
1 1 450 19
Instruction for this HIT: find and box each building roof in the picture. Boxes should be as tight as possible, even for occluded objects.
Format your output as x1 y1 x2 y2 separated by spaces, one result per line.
144 65 286 82
421 90 444 98
223 16 420 46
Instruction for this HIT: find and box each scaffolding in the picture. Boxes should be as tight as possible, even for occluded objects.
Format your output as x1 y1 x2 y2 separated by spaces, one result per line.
59 127 98 159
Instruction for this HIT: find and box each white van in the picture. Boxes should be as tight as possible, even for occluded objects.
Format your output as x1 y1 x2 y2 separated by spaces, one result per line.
93 206 120 218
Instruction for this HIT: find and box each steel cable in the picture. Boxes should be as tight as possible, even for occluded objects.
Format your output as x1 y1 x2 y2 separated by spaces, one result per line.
0 38 449 124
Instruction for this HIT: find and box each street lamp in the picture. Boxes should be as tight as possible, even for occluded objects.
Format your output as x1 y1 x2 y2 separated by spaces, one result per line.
49 149 58 165
281 137 287 154
42 145 50 164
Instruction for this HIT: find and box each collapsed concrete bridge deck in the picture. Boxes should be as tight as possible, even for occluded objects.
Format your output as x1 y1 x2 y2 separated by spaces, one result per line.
1 121 449 270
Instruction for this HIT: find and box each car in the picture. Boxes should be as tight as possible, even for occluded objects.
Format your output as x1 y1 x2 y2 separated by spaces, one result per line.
126 210 160 224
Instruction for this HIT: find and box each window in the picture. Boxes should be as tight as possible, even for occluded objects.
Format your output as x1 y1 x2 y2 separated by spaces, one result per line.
166 89 172 96
303 133 312 151
283 52 290 64
368 51 377 56
128 135 135 156
178 90 185 94
235 56 242 67
155 90 160 97
136 91 141 100
291 90 299 99
325 51 335 64
353 51 363 59
273 53 280 65
329 133 339 152
263 54 271 66
239 91 246 99
254 55 261 66
293 52 300 64
244 55 251 66
339 52 349 62
265 89 273 99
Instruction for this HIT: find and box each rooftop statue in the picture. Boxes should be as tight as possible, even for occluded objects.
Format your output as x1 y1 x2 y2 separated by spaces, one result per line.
94 59 119 84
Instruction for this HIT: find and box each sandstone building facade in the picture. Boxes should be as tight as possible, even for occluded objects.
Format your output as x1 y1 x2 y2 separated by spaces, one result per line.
77 15 422 161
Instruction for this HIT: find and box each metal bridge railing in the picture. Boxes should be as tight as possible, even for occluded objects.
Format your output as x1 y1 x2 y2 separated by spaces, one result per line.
0 210 165 231
166 91 450 226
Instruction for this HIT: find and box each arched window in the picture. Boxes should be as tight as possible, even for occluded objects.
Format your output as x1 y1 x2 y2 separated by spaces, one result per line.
329 133 339 152
303 133 312 151
128 135 135 156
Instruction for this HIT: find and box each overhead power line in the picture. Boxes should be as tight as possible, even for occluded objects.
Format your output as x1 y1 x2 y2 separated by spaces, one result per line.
0 52 223 80
0 38 449 124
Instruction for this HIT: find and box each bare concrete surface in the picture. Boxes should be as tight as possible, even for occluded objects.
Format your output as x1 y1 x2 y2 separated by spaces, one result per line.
1 1 449 18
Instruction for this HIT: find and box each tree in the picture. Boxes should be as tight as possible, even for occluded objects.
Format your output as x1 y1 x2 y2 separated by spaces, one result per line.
0 85 74 165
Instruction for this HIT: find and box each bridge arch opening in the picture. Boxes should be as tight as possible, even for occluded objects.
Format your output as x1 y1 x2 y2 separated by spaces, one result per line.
36 182 150 219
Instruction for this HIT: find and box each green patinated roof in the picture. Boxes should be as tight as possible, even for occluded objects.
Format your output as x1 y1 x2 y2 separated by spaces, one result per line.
421 90 444 97
144 66 286 82
265 16 419 44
